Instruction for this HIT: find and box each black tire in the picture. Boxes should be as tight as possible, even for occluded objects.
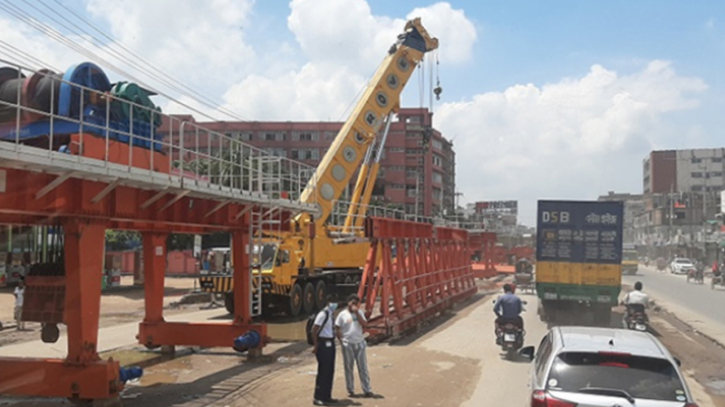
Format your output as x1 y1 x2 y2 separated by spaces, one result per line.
302 282 316 315
314 280 327 310
287 284 303 317
224 292 235 314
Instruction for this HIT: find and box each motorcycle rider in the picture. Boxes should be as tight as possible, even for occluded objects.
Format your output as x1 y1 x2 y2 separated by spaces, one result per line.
494 283 523 344
623 281 650 326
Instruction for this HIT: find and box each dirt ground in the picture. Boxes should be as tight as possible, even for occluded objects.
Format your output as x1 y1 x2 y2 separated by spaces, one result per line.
0 276 200 347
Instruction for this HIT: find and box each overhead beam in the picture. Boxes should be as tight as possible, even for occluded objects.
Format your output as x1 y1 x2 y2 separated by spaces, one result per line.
35 172 75 199
234 205 254 220
140 188 169 210
205 200 231 218
157 190 191 213
90 179 120 203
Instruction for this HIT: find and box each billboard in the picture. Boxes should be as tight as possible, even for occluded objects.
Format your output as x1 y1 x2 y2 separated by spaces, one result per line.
474 200 518 215
536 200 624 265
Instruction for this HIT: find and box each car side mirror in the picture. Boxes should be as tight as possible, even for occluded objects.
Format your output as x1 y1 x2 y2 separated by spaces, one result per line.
674 357 681 367
519 346 535 361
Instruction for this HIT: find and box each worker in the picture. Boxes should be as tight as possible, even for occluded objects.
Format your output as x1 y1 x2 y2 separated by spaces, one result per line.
311 294 339 406
335 294 373 398
14 276 25 331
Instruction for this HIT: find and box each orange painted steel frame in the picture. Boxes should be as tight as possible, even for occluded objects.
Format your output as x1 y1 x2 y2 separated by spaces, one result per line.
357 217 477 339
470 231 497 278
0 140 271 401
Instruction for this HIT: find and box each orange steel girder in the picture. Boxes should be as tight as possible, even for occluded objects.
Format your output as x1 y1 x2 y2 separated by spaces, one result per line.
358 218 477 340
0 161 273 401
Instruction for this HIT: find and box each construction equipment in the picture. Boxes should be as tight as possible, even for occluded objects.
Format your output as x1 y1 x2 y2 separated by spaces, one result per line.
200 18 439 317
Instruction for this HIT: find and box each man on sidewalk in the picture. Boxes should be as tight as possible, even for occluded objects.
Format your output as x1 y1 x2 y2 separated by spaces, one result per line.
335 294 373 398
13 277 25 331
311 294 339 406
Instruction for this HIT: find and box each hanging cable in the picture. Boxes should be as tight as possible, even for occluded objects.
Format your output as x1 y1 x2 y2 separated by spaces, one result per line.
434 50 442 101
42 0 247 121
0 0 246 122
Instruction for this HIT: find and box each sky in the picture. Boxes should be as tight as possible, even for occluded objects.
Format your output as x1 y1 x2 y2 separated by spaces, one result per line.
1 0 724 225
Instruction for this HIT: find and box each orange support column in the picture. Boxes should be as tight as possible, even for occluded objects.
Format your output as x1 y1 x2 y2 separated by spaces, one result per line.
64 220 106 364
142 232 168 325
231 226 251 324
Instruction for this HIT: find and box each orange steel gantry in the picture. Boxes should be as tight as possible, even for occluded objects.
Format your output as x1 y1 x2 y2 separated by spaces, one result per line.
358 217 477 340
0 62 313 403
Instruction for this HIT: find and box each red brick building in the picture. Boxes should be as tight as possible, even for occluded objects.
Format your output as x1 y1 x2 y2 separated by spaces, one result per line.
163 108 455 217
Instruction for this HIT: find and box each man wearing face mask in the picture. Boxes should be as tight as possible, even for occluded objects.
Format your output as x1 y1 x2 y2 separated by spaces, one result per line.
312 294 339 406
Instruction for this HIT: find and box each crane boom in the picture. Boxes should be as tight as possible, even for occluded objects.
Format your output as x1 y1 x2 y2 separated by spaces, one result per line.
298 18 438 225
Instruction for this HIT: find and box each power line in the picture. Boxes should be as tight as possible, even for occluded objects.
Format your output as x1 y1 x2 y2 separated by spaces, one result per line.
0 0 246 122
44 0 248 121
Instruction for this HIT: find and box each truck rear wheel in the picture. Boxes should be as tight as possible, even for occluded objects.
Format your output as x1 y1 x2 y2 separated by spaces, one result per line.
224 292 235 314
287 283 303 317
302 282 316 315
314 280 327 310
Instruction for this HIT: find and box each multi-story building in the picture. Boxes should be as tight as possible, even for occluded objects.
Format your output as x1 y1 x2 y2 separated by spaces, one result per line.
161 108 455 217
643 149 725 194
638 149 725 261
597 192 645 245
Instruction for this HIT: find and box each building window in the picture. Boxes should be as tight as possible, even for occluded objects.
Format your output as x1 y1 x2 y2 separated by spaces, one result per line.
407 133 419 138
324 131 336 141
262 148 287 157
377 168 385 177
405 116 422 123
692 185 703 191
389 147 404 153
406 148 422 155
292 131 319 141
406 170 417 179
432 172 442 183
433 155 443 167
692 172 702 178
406 188 417 197
389 184 404 190
432 140 443 150
432 188 442 201
691 158 702 164
240 132 253 141
291 148 319 160
713 157 723 163
262 132 285 141
711 171 723 177
387 166 404 171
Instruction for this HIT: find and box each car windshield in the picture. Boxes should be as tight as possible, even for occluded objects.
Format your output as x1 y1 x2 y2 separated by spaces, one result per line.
547 352 686 402
675 259 692 264
260 244 277 270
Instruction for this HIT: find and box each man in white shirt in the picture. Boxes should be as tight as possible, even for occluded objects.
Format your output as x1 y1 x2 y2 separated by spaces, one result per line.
335 294 373 398
13 277 25 331
623 281 650 323
311 294 339 406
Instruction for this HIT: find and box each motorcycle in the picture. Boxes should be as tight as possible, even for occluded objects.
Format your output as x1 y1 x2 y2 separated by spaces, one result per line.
687 268 704 284
494 299 527 359
623 304 648 332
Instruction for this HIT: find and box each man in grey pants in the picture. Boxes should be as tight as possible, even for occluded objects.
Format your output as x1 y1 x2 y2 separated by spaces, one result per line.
335 294 373 398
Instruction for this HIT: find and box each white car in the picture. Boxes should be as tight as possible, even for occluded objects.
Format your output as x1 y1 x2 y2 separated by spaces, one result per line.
670 258 695 275
521 326 697 407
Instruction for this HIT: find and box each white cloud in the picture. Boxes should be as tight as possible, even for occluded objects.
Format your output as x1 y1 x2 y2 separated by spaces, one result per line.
222 0 476 121
436 61 707 225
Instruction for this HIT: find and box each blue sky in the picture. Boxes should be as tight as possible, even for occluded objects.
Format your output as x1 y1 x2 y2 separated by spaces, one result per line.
1 0 724 224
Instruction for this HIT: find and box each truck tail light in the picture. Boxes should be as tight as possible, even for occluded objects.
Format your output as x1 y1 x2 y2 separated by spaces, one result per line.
531 390 578 407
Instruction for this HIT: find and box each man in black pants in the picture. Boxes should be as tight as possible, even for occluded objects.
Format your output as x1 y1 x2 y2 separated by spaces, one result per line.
312 294 339 406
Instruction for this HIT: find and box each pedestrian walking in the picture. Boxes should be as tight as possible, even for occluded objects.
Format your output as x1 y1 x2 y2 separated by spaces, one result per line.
335 294 373 398
311 294 339 406
14 277 25 330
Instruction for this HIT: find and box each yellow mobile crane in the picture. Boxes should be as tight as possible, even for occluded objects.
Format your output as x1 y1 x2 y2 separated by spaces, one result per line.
201 18 438 317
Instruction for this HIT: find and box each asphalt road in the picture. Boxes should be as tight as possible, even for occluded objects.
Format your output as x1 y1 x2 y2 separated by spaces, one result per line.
622 264 725 327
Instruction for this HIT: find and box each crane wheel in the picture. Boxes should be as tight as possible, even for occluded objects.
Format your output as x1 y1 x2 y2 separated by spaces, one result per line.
302 282 315 315
314 280 327 311
287 283 303 317
224 292 235 314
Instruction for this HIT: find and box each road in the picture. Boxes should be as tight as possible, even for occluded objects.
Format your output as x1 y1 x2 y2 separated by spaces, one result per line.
1 280 722 407
623 264 725 343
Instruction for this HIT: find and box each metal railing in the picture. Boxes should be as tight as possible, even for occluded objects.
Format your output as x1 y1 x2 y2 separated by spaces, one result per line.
0 60 316 208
